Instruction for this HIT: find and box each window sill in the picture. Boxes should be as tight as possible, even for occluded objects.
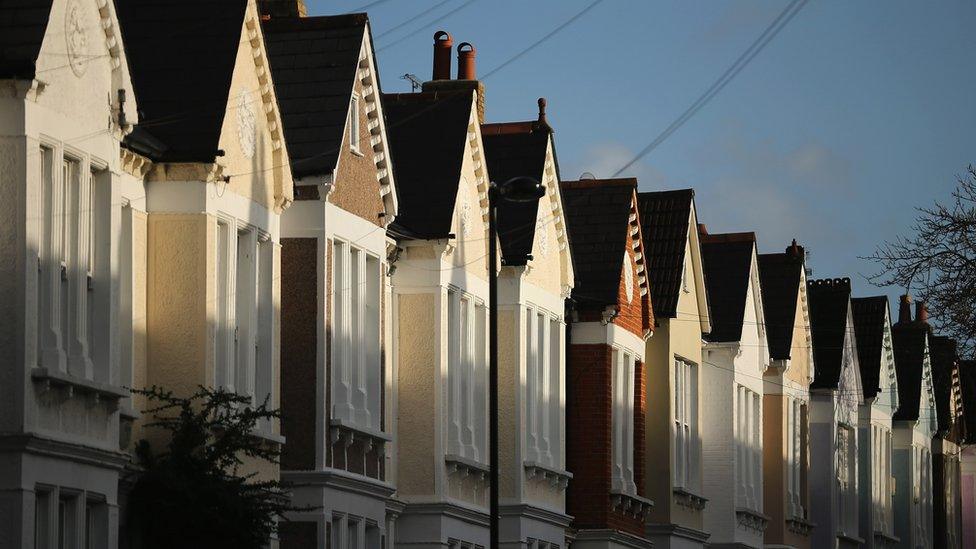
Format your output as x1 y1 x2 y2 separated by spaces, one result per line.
735 507 770 532
524 461 572 489
329 418 391 442
672 487 708 510
445 454 489 478
350 148 364 158
786 516 814 536
250 429 286 446
32 368 128 402
873 530 899 543
836 531 865 545
610 490 653 519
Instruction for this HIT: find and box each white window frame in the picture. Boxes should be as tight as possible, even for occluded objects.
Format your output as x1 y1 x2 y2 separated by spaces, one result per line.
735 385 762 512
673 356 699 491
836 424 857 535
447 287 487 462
611 348 637 494
786 397 808 519
332 239 383 431
524 303 563 469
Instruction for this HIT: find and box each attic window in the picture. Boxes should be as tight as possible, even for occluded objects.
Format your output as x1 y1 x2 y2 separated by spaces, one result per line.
349 94 361 154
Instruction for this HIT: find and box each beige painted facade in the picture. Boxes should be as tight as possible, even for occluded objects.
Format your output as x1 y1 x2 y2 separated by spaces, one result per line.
644 207 712 547
761 268 814 549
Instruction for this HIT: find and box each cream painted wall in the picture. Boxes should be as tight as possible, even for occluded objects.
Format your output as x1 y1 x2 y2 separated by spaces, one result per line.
215 1 293 213
395 293 437 496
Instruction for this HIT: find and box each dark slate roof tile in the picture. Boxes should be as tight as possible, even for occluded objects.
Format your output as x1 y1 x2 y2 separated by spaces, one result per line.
0 0 53 79
636 190 695 319
700 233 755 343
117 0 249 162
851 296 889 399
383 90 473 239
757 248 804 360
481 124 551 266
808 277 853 390
263 14 367 178
891 320 929 422
561 178 636 309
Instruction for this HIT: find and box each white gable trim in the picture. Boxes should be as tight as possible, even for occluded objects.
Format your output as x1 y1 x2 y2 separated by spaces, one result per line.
243 3 291 211
687 201 711 333
348 24 398 223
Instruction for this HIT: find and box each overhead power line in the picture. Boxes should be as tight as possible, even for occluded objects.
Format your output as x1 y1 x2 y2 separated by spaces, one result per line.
376 0 480 52
345 0 396 14
611 0 810 177
375 0 456 39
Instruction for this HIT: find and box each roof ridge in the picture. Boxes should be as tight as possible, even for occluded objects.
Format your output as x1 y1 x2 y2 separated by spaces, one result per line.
560 178 637 189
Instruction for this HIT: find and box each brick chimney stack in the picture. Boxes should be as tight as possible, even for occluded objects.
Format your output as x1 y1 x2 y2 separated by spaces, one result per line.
898 294 913 324
786 239 805 262
432 31 453 80
257 0 307 18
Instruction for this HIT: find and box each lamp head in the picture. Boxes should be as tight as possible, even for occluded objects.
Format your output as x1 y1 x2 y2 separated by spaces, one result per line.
496 176 545 203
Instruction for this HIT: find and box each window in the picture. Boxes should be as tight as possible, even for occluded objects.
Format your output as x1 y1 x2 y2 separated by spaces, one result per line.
524 305 562 469
836 425 857 535
913 446 933 544
119 204 134 403
611 349 636 494
57 493 77 549
735 385 762 511
786 398 809 519
332 240 383 431
349 94 361 153
37 149 100 380
447 288 487 461
872 425 893 534
673 357 699 490
215 221 274 409
35 488 51 549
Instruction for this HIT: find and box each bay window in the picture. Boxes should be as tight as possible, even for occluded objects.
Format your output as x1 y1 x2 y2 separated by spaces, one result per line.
872 425 893 534
611 348 636 494
215 219 274 411
524 305 562 469
447 288 487 461
735 385 762 511
673 357 699 491
836 424 857 535
332 240 382 432
787 398 809 519
37 147 104 382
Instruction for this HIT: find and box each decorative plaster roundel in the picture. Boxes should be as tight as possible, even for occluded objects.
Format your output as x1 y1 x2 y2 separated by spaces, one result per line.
65 0 89 77
237 91 257 159
624 252 634 303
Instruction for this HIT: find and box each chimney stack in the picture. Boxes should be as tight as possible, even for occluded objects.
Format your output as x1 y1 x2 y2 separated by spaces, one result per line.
786 239 805 261
698 223 708 236
916 300 929 324
898 294 913 324
457 42 477 80
257 0 306 18
432 31 453 81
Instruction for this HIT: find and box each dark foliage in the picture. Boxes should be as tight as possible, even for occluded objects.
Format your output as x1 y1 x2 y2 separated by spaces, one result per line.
866 165 976 357
125 386 299 549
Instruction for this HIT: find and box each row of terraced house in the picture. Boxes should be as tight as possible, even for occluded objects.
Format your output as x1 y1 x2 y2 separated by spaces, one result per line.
1 0 975 548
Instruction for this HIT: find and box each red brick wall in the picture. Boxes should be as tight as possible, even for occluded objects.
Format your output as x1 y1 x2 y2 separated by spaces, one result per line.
566 343 646 537
280 238 318 471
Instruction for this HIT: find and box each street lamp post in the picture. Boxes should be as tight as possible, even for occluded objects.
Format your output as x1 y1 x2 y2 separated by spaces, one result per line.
487 176 546 549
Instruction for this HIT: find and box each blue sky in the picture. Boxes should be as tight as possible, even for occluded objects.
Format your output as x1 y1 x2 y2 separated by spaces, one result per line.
310 0 976 306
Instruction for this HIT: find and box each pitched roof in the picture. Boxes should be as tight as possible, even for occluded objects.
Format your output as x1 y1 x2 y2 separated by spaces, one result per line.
0 0 52 79
561 178 637 309
891 320 929 422
383 90 473 240
960 360 976 443
807 277 853 390
851 296 890 399
636 189 695 318
481 123 551 266
117 0 249 162
757 247 805 360
262 14 367 179
700 232 755 343
929 335 960 435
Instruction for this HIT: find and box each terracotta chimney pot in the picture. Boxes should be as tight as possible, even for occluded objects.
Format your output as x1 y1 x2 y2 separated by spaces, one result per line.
698 223 708 235
916 301 929 323
432 31 453 81
457 42 476 80
898 294 913 324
